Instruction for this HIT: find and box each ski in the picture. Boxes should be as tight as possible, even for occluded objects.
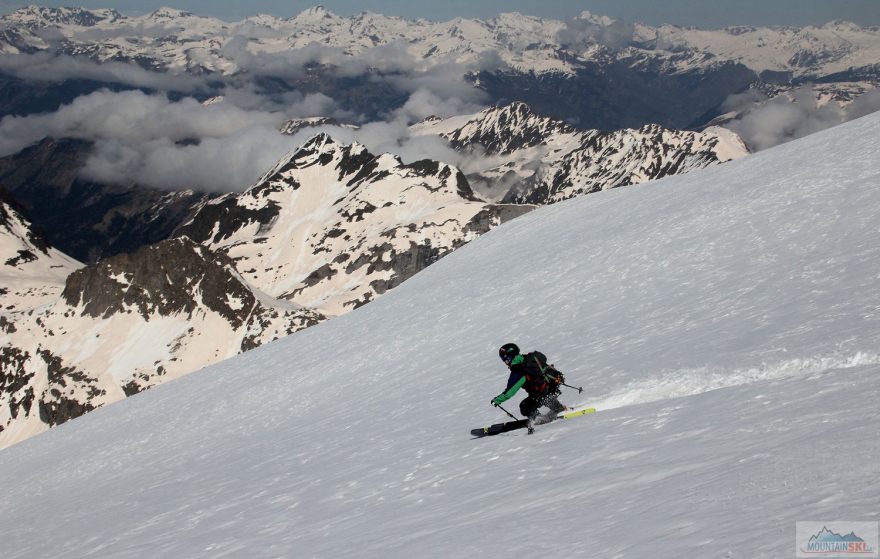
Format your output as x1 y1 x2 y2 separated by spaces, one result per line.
470 419 529 437
470 407 596 438
560 407 597 420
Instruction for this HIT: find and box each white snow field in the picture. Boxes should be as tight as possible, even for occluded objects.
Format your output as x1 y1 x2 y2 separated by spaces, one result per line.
1 112 880 558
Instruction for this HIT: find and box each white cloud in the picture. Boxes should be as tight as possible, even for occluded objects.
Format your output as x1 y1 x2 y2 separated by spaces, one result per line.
723 87 880 151
394 88 485 121
0 51 206 92
0 89 307 192
555 14 635 53
81 127 297 192
0 86 486 192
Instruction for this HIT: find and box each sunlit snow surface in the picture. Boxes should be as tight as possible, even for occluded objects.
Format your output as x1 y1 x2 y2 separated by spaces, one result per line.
1 113 880 558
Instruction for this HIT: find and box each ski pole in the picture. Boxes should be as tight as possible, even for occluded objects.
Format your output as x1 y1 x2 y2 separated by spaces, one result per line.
561 382 583 394
496 404 519 420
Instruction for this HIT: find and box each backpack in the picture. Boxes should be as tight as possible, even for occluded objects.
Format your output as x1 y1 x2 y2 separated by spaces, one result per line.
524 351 565 391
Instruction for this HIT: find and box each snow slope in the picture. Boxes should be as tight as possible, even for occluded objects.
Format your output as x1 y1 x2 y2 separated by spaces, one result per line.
1 112 879 557
0 197 81 311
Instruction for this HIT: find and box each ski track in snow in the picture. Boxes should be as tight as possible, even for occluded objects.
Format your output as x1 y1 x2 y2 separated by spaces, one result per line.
589 350 880 412
1 113 880 558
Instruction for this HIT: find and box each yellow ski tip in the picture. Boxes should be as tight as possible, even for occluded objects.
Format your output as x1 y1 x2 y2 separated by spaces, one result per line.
561 407 596 419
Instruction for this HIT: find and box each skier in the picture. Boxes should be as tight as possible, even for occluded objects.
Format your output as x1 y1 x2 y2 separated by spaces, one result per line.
491 342 567 433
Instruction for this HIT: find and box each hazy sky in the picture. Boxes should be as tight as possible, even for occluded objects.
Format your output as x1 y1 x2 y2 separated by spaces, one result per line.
1 0 878 27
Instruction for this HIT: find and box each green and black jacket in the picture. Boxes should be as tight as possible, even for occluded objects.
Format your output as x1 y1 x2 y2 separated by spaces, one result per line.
492 351 554 405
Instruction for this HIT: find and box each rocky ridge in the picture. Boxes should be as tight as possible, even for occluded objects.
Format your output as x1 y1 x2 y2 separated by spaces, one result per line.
411 102 750 203
0 236 323 448
179 132 532 315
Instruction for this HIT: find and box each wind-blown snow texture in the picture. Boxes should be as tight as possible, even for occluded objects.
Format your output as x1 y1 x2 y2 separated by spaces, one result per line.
1 113 879 558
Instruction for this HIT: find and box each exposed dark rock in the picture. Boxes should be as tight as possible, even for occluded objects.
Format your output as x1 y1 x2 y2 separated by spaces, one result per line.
121 380 142 397
299 263 336 289
345 155 384 187
38 396 95 427
464 205 535 236
4 249 37 266
341 201 377 222
448 102 570 154
280 117 341 135
455 170 480 202
337 145 376 180
0 138 216 262
34 348 102 427
1 346 34 420
404 159 441 177
176 195 281 245
62 237 257 327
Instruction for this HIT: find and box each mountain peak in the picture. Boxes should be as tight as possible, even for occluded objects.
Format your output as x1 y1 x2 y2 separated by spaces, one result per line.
445 102 575 155
489 101 538 118
3 5 121 27
249 133 372 191
300 131 338 149
148 7 194 20
289 132 351 162
291 5 339 24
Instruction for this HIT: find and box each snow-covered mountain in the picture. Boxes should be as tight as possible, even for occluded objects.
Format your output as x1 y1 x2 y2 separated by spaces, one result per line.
0 107 878 557
0 237 323 447
0 193 80 311
1 6 877 128
178 133 531 315
412 102 749 203
2 6 876 80
642 20 880 79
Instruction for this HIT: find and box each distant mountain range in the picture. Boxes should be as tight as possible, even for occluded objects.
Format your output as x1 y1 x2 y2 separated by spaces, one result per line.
1 6 877 128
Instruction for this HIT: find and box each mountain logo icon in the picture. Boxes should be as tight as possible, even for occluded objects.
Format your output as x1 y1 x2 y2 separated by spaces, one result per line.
799 524 878 556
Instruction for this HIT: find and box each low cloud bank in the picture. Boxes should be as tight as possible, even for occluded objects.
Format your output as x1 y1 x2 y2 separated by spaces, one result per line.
724 87 880 151
0 30 496 192
0 52 207 92
0 89 342 192
0 86 486 192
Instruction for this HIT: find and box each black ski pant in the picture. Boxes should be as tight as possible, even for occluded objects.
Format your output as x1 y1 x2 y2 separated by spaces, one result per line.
519 390 565 420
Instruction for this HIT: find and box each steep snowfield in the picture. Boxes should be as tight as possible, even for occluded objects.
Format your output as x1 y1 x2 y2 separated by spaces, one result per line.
1 112 879 557
0 198 81 311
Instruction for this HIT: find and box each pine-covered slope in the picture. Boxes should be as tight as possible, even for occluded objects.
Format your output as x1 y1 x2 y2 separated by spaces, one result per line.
179 133 531 315
0 237 323 447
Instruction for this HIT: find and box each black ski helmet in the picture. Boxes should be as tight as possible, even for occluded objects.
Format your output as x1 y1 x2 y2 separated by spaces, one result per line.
499 343 520 364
